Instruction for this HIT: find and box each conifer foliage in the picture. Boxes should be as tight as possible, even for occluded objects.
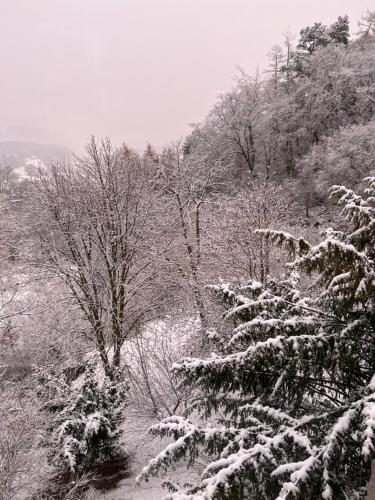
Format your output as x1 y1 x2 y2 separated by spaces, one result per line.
138 178 375 499
38 364 126 479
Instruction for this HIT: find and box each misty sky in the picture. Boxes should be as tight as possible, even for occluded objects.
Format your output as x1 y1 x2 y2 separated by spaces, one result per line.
0 0 372 151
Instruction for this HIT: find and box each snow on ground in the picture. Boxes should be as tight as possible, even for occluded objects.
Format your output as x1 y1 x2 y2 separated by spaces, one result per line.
86 409 195 500
87 463 165 499
85 318 201 500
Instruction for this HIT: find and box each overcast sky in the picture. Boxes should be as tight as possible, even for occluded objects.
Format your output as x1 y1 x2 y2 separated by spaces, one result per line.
0 0 372 151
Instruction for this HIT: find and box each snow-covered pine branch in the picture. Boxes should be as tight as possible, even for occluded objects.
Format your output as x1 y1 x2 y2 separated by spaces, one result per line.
139 177 375 499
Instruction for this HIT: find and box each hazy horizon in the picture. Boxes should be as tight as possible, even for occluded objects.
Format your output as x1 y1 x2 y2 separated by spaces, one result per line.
0 0 372 152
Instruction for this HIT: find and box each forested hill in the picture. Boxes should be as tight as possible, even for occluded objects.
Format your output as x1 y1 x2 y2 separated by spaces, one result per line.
179 12 375 215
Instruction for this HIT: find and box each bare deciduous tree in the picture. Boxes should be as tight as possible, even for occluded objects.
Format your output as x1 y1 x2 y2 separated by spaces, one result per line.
33 138 163 379
266 44 285 90
212 179 296 285
156 142 221 335
125 319 195 420
208 71 266 177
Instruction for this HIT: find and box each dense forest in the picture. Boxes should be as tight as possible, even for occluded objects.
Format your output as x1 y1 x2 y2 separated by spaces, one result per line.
2 9 375 500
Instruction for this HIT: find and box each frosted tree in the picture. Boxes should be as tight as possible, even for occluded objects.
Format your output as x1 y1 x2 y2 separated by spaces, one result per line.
155 141 222 336
138 177 375 499
212 179 296 285
208 71 265 177
328 15 350 46
281 31 295 92
38 363 126 481
297 22 329 54
266 45 285 90
33 138 163 379
297 16 349 55
297 120 375 207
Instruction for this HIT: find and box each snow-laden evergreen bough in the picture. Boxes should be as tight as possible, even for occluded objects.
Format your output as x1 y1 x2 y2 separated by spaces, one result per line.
138 178 375 499
37 364 126 478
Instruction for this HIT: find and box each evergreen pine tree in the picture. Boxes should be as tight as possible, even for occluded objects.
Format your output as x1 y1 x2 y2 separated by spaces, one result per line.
37 363 126 480
328 15 350 46
138 177 375 499
297 22 330 54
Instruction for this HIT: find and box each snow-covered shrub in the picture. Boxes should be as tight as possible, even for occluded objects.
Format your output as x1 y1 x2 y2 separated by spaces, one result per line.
38 363 126 479
138 178 375 499
0 385 46 499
